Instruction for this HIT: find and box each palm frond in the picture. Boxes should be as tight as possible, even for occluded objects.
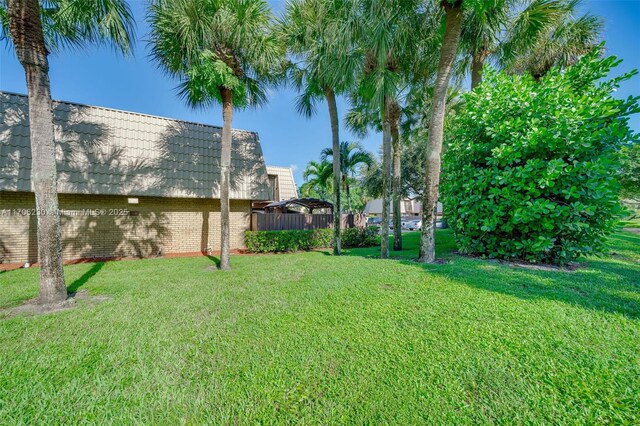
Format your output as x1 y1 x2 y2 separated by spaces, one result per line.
2 0 135 54
148 0 285 109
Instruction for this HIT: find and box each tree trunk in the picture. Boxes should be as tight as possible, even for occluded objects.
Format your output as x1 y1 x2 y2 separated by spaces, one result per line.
390 100 402 251
419 0 463 263
380 100 392 259
8 0 66 304
470 50 486 90
219 87 233 270
326 87 341 255
343 175 352 213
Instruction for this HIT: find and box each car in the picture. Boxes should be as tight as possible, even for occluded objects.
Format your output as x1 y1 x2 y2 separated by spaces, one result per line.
405 220 421 231
367 217 382 226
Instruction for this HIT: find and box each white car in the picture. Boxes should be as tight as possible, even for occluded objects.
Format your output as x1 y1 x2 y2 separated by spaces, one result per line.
404 220 421 231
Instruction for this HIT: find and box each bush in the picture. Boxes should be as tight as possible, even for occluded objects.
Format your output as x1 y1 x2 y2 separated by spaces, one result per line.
244 227 379 253
442 50 639 265
342 227 380 248
244 229 333 253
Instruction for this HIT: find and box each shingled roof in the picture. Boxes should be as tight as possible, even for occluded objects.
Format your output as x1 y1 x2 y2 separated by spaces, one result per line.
0 92 272 200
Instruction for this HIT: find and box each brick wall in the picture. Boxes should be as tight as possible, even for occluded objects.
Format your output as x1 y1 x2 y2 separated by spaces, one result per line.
0 191 251 264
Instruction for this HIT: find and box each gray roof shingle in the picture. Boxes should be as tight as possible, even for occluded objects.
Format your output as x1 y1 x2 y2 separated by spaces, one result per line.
0 92 271 200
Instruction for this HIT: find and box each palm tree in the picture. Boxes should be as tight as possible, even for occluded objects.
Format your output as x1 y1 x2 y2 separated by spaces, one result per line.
418 0 465 263
503 1 602 79
458 0 599 90
346 94 406 250
321 141 372 212
301 160 333 199
280 0 361 255
148 0 284 270
459 0 509 89
354 0 434 257
1 0 135 305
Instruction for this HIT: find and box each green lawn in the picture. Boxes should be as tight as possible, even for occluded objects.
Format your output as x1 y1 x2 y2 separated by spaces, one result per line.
621 216 640 229
1 230 639 424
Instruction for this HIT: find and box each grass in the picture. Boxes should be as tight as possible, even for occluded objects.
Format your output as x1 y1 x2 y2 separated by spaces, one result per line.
1 229 639 424
620 216 640 229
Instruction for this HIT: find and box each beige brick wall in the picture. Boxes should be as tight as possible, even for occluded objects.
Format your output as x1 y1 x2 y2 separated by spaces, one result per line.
0 191 251 264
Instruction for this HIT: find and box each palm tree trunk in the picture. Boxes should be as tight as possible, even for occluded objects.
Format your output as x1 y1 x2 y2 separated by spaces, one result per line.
390 102 402 251
419 0 463 263
8 0 66 305
381 101 392 259
470 50 486 90
325 87 341 255
219 87 233 270
342 175 352 213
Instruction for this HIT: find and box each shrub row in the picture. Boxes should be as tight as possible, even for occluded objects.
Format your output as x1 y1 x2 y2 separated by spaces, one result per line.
244 229 333 253
244 227 379 253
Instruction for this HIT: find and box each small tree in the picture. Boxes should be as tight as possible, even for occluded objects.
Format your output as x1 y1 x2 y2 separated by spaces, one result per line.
321 141 372 213
301 160 333 199
442 50 639 264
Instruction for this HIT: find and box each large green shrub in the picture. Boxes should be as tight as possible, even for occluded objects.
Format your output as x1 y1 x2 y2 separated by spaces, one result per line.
244 229 333 253
443 50 639 264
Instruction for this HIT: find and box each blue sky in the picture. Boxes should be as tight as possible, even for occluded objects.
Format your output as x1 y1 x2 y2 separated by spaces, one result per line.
1 0 638 186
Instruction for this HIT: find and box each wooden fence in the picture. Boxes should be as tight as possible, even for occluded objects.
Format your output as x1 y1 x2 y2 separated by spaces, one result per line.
251 213 366 231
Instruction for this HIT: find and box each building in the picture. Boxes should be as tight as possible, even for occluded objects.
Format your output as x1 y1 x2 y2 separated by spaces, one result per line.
0 92 272 265
363 198 443 218
265 165 298 201
252 165 298 212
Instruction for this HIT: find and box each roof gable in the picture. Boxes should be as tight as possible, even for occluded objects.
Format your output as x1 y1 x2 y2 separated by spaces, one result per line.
265 165 298 201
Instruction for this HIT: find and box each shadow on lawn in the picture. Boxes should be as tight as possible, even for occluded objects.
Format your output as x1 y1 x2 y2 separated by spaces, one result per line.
428 258 639 319
67 262 105 295
206 255 221 268
341 230 640 319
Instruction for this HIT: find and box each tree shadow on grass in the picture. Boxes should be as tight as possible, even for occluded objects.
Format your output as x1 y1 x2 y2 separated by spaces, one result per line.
420 257 640 319
67 262 105 295
339 230 640 319
206 255 221 268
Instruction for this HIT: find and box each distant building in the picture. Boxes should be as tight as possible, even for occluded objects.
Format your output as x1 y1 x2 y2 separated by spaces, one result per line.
363 198 443 218
251 165 298 212
265 165 298 201
0 92 272 265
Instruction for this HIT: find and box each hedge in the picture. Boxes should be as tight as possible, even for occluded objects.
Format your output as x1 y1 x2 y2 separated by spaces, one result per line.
342 227 380 248
244 227 379 253
244 229 333 253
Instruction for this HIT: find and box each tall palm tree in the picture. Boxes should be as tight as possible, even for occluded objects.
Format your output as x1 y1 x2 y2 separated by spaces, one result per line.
301 160 333 199
321 141 372 212
346 94 407 250
148 0 284 270
354 0 434 257
418 0 465 263
1 0 135 305
280 0 361 255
